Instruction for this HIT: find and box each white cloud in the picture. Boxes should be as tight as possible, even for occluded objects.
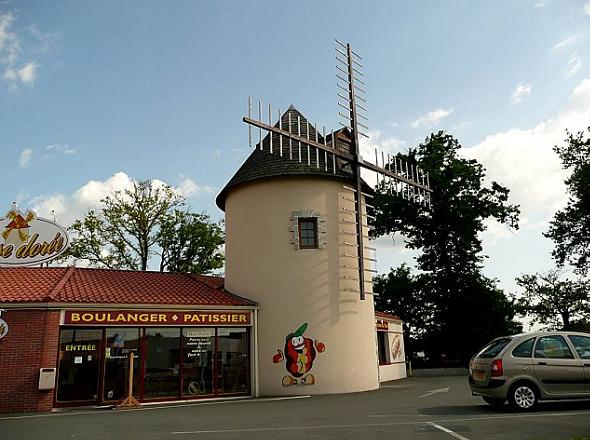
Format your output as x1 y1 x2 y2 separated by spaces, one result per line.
28 172 134 224
16 144 77 168
462 78 590 230
368 78 588 273
46 144 76 154
553 34 578 50
28 24 58 56
27 172 213 226
359 130 406 165
3 65 15 81
14 190 30 206
479 218 517 246
0 11 47 91
177 177 214 197
372 235 422 276
18 148 33 168
534 0 546 8
358 131 408 189
0 11 20 66
564 52 582 77
584 1 590 15
450 120 470 132
410 108 453 129
382 137 406 152
71 172 134 210
16 61 36 84
511 82 532 104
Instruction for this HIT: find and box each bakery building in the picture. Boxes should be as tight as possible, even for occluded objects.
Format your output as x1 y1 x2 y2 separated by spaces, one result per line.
0 267 257 413
0 107 407 413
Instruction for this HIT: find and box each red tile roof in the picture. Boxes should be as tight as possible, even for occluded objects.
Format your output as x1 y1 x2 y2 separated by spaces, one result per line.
375 311 402 322
0 267 256 307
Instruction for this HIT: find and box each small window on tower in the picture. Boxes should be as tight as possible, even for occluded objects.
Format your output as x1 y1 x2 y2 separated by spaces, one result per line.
298 217 318 249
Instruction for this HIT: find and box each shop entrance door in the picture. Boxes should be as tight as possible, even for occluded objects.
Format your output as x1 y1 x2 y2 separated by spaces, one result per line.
182 328 215 396
216 328 249 394
56 328 103 403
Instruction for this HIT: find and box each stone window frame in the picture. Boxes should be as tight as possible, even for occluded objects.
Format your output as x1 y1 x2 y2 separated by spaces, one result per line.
290 210 327 250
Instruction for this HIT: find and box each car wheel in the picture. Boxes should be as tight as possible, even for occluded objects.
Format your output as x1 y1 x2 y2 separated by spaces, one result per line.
508 382 538 411
482 397 505 407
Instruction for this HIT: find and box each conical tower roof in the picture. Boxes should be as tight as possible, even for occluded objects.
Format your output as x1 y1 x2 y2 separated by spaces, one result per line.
216 106 371 210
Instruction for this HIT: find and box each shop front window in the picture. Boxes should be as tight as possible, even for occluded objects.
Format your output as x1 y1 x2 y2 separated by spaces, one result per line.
217 328 249 394
56 322 250 405
103 328 140 401
144 328 180 399
57 328 102 402
182 328 214 396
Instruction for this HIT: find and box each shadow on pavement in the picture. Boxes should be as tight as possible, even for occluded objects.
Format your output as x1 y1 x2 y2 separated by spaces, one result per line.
534 400 590 412
418 399 590 416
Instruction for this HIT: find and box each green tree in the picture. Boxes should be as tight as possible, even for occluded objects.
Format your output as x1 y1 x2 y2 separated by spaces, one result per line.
65 180 224 273
545 127 590 275
429 274 521 365
371 132 521 365
373 264 432 360
158 210 224 274
514 270 590 330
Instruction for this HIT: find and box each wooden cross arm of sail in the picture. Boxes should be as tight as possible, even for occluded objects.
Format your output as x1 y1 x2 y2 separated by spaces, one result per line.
243 115 354 161
243 116 432 194
360 160 431 192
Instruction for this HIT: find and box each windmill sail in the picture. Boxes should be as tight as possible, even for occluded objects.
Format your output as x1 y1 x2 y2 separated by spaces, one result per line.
240 42 432 300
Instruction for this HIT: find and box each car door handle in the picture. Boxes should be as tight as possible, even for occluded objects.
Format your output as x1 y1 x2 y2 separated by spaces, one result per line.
538 362 547 365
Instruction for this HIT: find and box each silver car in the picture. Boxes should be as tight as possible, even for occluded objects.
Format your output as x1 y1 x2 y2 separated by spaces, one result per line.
469 331 590 410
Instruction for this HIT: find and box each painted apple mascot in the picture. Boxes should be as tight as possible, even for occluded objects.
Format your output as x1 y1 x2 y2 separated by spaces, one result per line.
272 322 325 387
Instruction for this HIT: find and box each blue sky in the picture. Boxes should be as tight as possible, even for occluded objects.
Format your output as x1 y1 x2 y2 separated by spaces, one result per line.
2 1 590 298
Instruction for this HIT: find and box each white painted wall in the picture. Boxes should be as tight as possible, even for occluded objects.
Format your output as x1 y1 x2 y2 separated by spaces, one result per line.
224 176 379 395
377 319 407 382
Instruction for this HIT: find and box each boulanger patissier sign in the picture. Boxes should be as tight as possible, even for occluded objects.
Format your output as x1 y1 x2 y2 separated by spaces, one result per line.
0 206 69 266
63 310 252 326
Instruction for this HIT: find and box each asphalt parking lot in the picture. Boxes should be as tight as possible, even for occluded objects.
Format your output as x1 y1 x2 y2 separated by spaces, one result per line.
1 375 589 440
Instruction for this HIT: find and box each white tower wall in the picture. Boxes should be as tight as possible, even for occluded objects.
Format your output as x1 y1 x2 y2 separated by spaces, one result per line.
224 176 379 395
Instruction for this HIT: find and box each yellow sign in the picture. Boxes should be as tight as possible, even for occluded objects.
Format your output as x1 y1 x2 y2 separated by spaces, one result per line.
64 310 251 326
65 344 96 352
0 206 69 266
376 320 388 331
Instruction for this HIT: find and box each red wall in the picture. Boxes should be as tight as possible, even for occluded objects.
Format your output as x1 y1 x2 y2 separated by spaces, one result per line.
0 309 60 413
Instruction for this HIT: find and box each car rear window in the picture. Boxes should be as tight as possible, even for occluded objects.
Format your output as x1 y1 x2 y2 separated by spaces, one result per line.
512 337 535 358
476 337 512 358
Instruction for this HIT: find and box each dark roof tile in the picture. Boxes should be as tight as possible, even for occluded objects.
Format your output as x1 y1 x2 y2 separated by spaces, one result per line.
216 106 371 210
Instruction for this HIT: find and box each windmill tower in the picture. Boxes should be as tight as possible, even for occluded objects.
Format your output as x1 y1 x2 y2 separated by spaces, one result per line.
216 41 430 396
